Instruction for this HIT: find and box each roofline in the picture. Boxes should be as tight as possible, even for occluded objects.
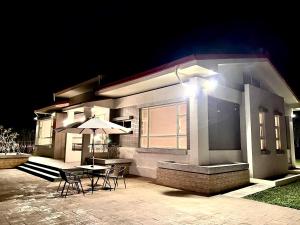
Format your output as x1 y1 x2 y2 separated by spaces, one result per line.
266 58 300 103
97 53 267 90
54 75 102 97
34 101 70 114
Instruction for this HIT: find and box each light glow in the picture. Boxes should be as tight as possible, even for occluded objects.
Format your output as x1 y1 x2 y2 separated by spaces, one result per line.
183 83 198 98
291 113 296 118
203 78 218 91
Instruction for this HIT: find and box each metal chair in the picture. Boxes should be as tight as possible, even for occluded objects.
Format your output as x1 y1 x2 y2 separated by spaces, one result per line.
94 165 115 191
58 169 85 197
110 166 127 190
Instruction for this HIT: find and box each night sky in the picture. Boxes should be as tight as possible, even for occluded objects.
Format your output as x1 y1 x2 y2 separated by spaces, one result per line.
1 3 299 129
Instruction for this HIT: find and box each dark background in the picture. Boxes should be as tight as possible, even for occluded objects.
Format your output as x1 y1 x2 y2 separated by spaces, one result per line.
0 2 299 129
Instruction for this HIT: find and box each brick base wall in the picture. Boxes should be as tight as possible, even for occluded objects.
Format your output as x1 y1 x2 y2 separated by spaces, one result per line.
0 157 29 169
156 168 250 195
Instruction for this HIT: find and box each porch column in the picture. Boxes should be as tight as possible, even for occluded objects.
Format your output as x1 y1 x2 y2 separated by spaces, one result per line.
189 77 210 165
81 107 92 165
285 106 296 168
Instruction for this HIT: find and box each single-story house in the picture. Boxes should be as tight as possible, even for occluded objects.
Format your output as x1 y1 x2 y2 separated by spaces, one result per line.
34 54 300 194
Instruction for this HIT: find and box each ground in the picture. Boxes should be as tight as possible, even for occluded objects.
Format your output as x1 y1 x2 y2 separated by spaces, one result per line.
245 181 300 209
0 169 299 225
296 159 300 167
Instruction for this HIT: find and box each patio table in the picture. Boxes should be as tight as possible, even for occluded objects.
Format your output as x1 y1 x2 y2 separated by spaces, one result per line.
76 165 109 193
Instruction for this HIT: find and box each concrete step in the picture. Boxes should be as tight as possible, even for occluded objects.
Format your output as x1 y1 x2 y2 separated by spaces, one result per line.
23 162 60 177
27 160 61 171
17 165 61 182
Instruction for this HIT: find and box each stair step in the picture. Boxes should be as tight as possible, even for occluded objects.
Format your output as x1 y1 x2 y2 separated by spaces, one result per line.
27 160 61 171
18 165 61 182
23 162 60 176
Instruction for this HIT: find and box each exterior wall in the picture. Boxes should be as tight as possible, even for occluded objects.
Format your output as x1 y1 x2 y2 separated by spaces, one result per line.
156 168 249 195
245 84 288 178
209 150 242 164
119 147 189 178
113 81 245 178
53 112 67 160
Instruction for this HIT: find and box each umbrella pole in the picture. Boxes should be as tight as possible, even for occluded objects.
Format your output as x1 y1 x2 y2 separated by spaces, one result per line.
92 129 95 167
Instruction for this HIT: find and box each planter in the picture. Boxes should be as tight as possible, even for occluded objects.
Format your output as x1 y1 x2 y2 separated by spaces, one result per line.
0 153 30 169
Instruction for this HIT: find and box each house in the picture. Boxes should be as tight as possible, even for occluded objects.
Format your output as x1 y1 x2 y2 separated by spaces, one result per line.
34 54 300 194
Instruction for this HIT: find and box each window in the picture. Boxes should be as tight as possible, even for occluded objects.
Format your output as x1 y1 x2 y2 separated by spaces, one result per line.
208 97 241 150
259 112 267 150
140 102 187 149
36 118 53 145
274 115 281 150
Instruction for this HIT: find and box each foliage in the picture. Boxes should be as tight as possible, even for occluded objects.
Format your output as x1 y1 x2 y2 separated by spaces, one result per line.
0 126 19 154
245 181 300 210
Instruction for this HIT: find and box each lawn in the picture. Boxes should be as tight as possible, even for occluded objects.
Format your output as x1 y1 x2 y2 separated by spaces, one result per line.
296 159 300 167
245 181 300 210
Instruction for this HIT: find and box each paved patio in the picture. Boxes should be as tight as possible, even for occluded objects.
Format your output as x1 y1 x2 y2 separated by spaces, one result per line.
0 169 299 225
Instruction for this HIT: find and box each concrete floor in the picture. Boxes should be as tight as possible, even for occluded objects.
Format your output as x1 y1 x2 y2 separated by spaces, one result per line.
0 169 299 225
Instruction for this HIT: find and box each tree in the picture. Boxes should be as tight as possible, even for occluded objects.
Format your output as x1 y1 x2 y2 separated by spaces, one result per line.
0 126 19 154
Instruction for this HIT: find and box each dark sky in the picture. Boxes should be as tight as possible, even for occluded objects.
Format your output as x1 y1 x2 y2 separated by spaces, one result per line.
1 2 299 129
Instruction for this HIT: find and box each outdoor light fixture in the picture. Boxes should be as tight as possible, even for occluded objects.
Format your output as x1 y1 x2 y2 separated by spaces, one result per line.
291 113 296 118
33 117 38 121
51 112 56 117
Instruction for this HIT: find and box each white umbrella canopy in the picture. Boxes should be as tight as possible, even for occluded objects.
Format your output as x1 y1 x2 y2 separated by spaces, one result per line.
55 117 131 166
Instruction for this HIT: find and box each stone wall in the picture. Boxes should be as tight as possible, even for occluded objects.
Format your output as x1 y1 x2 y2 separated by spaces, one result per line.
156 168 249 195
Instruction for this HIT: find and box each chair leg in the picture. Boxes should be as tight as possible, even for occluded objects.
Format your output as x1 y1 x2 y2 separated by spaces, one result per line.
65 183 70 198
57 180 62 192
79 181 85 196
61 181 66 197
123 177 126 189
114 178 118 190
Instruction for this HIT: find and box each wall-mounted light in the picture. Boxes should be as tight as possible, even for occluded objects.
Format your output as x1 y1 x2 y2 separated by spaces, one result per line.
33 117 38 121
291 113 296 118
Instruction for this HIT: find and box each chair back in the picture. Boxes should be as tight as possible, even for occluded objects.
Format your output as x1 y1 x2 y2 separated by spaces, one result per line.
59 169 68 182
117 166 126 177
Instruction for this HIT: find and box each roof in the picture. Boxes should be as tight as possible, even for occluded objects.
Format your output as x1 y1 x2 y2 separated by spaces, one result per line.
54 75 102 98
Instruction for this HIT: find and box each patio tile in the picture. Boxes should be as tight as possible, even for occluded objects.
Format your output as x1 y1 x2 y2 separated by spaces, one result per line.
0 169 300 225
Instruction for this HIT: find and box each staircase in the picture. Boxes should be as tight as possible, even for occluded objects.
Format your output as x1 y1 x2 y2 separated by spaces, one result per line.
17 161 61 182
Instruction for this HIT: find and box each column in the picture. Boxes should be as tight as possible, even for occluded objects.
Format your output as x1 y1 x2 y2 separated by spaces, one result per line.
189 77 210 165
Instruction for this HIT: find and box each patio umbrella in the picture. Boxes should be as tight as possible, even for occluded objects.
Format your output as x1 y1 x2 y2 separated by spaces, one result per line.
55 117 130 167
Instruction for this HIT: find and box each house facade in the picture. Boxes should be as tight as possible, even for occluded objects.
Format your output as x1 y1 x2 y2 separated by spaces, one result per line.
34 55 299 189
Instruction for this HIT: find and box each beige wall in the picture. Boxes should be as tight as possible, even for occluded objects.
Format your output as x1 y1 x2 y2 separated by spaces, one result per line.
119 147 189 178
245 84 288 178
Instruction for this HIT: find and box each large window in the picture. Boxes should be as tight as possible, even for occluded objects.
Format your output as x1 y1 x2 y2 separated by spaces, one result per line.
36 118 53 145
259 112 267 150
140 102 187 149
274 115 281 150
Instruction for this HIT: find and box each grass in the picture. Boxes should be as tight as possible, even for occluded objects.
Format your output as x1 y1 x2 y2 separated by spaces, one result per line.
245 181 300 210
296 159 300 167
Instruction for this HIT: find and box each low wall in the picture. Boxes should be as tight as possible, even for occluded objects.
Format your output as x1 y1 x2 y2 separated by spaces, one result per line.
156 162 250 195
0 154 30 169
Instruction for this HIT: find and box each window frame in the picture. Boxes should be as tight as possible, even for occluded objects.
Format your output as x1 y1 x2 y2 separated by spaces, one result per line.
140 102 188 150
259 111 267 151
274 114 282 150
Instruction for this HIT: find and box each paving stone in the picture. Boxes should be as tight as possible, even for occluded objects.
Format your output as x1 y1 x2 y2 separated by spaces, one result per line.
0 169 299 225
